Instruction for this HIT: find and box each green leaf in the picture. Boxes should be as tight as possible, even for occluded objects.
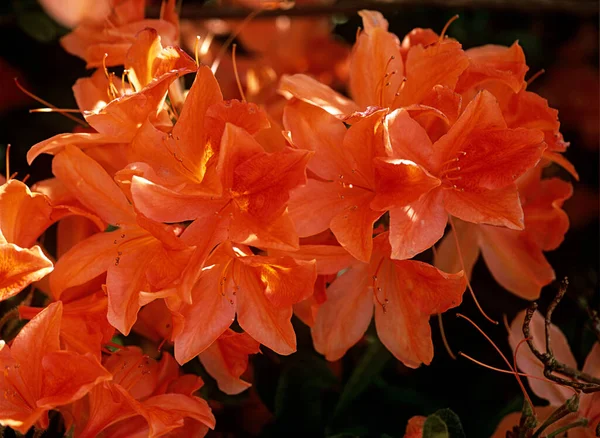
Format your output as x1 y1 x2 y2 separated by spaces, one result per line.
332 338 392 420
423 415 448 438
433 409 465 438
423 409 465 438
17 11 58 42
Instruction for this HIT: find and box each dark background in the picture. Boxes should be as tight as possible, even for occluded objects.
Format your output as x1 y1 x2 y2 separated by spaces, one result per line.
0 0 598 436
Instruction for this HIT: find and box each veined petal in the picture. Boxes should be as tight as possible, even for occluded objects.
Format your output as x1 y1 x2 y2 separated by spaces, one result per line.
312 262 373 361
53 145 135 225
0 244 53 301
173 263 236 364
478 225 554 300
371 157 440 210
235 264 296 355
269 244 356 275
241 256 316 308
394 39 469 108
388 189 447 260
0 180 53 248
349 17 403 108
374 257 466 367
37 351 111 408
198 330 260 395
434 219 480 277
443 184 524 230
384 109 436 169
279 74 359 117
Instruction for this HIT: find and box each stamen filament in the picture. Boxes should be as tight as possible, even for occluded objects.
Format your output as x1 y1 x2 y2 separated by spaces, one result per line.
232 44 247 102
449 215 498 324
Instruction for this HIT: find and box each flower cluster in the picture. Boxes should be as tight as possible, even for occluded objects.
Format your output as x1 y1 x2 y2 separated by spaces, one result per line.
0 1 576 436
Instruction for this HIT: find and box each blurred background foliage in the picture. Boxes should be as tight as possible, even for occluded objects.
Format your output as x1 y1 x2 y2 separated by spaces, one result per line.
0 0 598 436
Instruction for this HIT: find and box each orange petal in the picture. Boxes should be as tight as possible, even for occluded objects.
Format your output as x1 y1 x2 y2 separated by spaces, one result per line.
349 13 403 108
288 179 349 238
312 262 373 361
37 351 111 408
106 243 159 335
170 66 223 180
330 193 383 263
433 219 480 276
283 99 347 180
384 108 436 171
509 310 577 405
235 263 296 355
388 189 447 260
374 258 466 367
371 157 440 210
0 244 53 301
457 42 528 97
522 178 572 251
138 393 215 435
543 151 579 181
0 180 53 248
27 132 121 165
229 209 300 252
173 263 236 364
478 225 555 300
199 330 260 395
395 39 469 107
241 256 316 308
269 244 355 275
50 228 145 299
52 145 135 226
443 184 524 230
279 74 359 117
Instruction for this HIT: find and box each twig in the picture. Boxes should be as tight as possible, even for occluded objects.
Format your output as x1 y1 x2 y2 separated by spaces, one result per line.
523 279 600 393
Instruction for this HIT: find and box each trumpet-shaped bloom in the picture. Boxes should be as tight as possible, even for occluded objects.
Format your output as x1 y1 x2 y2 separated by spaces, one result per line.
171 241 316 363
70 347 215 438
434 166 572 300
380 90 545 260
0 302 111 434
312 233 466 367
284 100 439 261
49 145 193 335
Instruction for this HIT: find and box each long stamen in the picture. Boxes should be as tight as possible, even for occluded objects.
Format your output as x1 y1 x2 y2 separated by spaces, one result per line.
211 9 261 74
457 313 533 409
232 44 247 102
449 215 498 325
14 79 87 126
527 69 545 86
439 15 459 43
194 35 201 66
438 313 457 359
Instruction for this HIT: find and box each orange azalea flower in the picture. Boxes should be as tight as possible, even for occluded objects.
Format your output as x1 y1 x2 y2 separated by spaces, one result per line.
435 165 572 300
456 42 577 179
48 146 194 335
284 100 438 262
171 240 316 363
379 90 545 260
19 292 114 361
28 28 197 167
61 0 179 68
0 302 111 434
131 114 310 255
134 300 261 395
0 180 54 301
279 10 469 118
67 347 215 437
311 233 466 367
492 311 600 437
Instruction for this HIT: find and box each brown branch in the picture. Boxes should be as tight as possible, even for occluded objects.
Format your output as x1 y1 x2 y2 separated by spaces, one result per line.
146 0 599 19
523 279 600 394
